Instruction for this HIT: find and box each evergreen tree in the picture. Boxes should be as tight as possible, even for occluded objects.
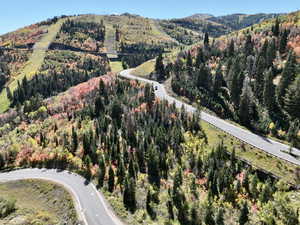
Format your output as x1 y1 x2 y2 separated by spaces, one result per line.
190 204 201 225
178 202 190 225
228 59 242 107
272 18 280 37
197 64 212 90
128 157 136 179
6 87 12 101
279 29 289 54
266 38 276 68
155 53 165 80
117 158 126 186
284 76 300 120
254 56 266 102
204 32 209 46
167 200 174 220
195 48 205 67
146 188 156 220
98 154 106 188
123 177 137 213
186 51 193 68
239 201 249 225
213 64 225 94
250 173 259 199
111 101 123 127
204 205 215 225
71 126 78 154
227 39 235 57
244 35 253 56
108 165 115 192
95 96 104 117
263 69 276 111
277 51 297 107
215 208 224 225
147 146 161 188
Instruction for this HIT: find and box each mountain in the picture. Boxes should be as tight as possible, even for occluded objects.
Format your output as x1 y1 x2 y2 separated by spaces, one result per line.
158 12 280 45
185 13 214 20
208 13 280 30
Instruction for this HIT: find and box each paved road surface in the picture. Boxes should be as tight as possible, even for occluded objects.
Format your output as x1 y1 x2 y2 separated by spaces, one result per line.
0 168 123 225
120 69 300 166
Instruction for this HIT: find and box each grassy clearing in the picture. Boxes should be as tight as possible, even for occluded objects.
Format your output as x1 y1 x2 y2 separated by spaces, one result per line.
0 179 79 225
0 19 65 113
131 59 156 77
110 61 123 73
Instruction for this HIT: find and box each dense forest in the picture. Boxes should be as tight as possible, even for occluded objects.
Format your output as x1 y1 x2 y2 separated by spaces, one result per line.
120 42 165 68
53 19 106 52
156 18 300 149
9 50 109 108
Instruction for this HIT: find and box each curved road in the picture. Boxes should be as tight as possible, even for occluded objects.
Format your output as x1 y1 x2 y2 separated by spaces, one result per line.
120 69 300 166
0 168 123 225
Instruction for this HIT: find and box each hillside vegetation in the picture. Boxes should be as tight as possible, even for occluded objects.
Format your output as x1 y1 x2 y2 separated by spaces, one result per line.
0 179 79 225
152 11 300 150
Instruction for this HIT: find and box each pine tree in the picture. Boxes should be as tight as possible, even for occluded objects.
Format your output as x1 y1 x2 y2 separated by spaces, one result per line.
147 146 160 188
239 76 253 126
94 96 104 117
213 64 225 94
6 87 13 101
263 69 276 111
0 153 4 169
71 126 78 154
98 154 106 188
272 18 280 37
284 76 300 120
197 64 212 90
204 32 209 46
228 59 242 107
190 204 201 225
254 56 266 102
239 201 249 225
167 200 174 220
117 158 126 186
178 202 190 225
204 205 215 225
108 165 115 192
227 39 235 57
279 29 289 54
195 48 205 67
123 177 136 213
215 208 224 225
250 173 259 199
266 38 276 68
128 157 136 179
277 51 297 107
146 188 156 220
244 35 253 56
186 51 193 68
155 53 165 80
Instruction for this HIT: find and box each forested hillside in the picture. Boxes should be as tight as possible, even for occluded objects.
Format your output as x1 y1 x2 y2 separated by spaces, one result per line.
152 11 300 149
159 13 278 45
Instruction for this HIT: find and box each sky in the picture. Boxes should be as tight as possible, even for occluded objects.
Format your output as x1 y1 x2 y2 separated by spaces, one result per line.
1 0 299 34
